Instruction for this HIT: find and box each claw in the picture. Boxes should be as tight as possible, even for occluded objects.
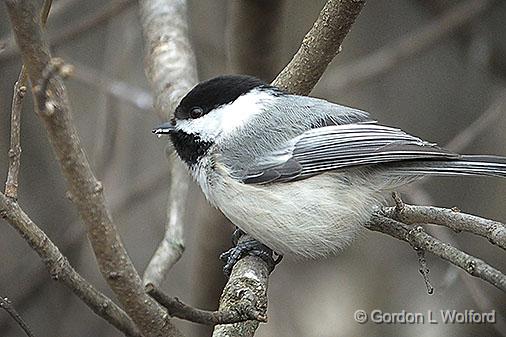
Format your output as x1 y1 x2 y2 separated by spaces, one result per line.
220 228 283 277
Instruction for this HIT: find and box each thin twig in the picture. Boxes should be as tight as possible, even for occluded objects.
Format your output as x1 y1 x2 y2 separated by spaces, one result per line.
4 70 27 199
0 296 35 337
381 204 506 251
4 0 53 199
0 192 141 337
272 0 366 95
323 0 495 92
146 284 266 326
139 0 198 287
5 1 183 336
366 214 506 292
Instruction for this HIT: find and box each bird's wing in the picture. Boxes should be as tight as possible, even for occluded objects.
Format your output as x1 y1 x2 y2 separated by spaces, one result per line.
239 123 458 184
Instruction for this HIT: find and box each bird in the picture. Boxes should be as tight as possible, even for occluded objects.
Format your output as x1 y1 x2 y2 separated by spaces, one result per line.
153 74 506 266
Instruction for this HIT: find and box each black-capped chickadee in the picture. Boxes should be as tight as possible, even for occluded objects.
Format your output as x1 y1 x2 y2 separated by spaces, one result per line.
153 75 506 259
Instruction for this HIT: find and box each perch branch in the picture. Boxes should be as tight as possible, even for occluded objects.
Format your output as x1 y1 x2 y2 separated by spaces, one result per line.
139 0 198 287
5 1 183 336
0 192 141 337
325 0 494 92
146 284 266 326
366 214 506 292
212 236 270 337
0 296 35 337
272 0 366 95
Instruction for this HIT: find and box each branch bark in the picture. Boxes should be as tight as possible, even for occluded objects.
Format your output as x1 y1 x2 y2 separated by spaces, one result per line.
5 1 182 336
381 204 506 251
139 0 198 288
4 69 26 199
213 236 270 337
272 0 366 95
0 192 141 337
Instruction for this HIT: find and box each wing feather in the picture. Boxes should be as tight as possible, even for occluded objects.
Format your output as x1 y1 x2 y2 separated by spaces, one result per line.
241 123 458 184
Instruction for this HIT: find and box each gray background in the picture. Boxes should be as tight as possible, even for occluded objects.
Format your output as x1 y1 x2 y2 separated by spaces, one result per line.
1 1 505 336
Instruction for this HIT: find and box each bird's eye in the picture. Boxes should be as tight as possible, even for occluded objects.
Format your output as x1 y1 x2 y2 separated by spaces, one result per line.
190 107 204 119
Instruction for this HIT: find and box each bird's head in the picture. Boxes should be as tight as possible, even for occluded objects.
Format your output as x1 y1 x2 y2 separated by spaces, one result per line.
153 75 280 165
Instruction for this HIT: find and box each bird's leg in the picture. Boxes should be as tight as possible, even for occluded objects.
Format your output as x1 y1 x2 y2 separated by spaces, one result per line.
220 227 283 277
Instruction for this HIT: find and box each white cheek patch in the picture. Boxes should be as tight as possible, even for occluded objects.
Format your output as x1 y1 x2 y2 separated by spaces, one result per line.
176 89 274 141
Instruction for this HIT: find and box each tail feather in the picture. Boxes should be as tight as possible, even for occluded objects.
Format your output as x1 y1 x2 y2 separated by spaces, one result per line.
387 155 506 178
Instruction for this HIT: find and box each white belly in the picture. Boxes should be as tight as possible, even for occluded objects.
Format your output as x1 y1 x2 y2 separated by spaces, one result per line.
200 165 385 258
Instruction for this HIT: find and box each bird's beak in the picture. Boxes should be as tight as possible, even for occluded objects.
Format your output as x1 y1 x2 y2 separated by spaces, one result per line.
152 121 176 135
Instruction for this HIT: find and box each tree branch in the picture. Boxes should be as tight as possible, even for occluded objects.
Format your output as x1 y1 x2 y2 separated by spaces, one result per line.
0 296 35 337
139 0 198 288
272 0 366 95
5 1 182 336
4 69 26 199
4 0 52 199
146 284 266 326
381 204 506 251
366 214 506 292
0 192 141 337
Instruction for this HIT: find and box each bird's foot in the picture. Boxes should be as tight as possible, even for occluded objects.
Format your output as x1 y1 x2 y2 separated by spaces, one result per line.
220 228 283 277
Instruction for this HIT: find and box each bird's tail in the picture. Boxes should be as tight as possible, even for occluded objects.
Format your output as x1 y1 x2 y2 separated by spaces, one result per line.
386 155 506 178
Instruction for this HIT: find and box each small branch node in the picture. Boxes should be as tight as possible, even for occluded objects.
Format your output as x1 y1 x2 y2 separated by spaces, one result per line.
44 100 55 116
35 58 73 116
17 85 27 97
49 254 69 280
93 181 104 194
107 271 122 280
392 191 405 213
415 249 434 295
65 190 75 202
466 260 477 274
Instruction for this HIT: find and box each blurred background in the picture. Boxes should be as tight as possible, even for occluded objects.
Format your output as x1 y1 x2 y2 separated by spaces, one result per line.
1 0 505 336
